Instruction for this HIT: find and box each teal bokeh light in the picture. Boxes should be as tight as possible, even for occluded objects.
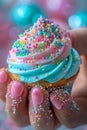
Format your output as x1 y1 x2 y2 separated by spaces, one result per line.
11 4 46 28
68 12 87 29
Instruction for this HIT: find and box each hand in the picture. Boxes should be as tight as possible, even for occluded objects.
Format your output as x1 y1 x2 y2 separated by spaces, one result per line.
50 28 87 128
0 71 60 130
70 28 87 55
0 28 87 130
0 71 30 127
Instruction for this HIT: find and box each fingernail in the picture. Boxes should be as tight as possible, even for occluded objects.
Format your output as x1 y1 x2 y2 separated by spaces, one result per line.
50 90 70 110
0 71 8 83
30 88 53 127
50 93 63 110
31 87 44 105
11 81 24 98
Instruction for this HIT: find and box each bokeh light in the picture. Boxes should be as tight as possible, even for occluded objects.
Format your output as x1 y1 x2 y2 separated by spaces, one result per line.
47 0 62 11
11 3 46 28
57 0 77 18
68 12 87 29
19 0 31 4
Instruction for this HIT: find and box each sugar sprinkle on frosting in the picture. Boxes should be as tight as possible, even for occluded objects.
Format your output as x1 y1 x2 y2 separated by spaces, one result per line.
7 17 81 84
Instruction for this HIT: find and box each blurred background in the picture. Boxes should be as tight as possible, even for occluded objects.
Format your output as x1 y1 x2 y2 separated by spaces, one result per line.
0 0 87 130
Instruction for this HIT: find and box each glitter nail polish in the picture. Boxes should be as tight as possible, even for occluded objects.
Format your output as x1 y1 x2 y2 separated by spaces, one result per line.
11 81 24 98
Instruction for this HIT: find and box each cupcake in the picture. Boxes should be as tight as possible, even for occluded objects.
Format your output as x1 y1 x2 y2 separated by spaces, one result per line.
6 17 81 89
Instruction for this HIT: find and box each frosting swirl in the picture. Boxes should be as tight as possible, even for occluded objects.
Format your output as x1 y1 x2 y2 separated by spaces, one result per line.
7 17 81 83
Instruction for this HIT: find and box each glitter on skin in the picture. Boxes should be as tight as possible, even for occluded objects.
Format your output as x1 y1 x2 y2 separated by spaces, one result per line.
30 87 53 127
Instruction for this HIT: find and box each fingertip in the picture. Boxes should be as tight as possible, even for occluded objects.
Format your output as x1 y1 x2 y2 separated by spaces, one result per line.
50 92 63 110
0 70 10 102
31 87 44 105
29 86 55 130
10 81 25 98
6 81 29 127
6 81 26 113
0 70 8 84
50 89 81 128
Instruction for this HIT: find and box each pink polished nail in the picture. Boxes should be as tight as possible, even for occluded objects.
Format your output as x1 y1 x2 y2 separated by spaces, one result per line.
0 71 8 83
50 93 63 110
31 87 44 105
11 81 24 98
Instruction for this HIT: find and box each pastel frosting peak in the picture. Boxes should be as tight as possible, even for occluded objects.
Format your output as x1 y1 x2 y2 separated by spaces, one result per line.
8 16 72 65
7 17 81 84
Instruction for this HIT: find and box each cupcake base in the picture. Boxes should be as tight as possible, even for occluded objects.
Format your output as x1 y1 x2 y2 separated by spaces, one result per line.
0 68 78 89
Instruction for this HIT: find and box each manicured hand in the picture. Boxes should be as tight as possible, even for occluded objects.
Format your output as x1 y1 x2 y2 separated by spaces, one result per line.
0 28 87 130
50 28 87 128
0 71 30 127
0 71 60 130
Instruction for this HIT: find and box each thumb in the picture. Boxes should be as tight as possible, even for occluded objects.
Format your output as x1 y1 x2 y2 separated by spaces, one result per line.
69 28 87 55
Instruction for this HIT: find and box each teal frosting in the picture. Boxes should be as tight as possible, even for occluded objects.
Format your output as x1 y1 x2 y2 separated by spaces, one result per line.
7 48 81 83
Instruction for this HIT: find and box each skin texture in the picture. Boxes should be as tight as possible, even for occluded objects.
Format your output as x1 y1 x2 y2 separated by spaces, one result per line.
0 28 87 130
70 28 87 55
